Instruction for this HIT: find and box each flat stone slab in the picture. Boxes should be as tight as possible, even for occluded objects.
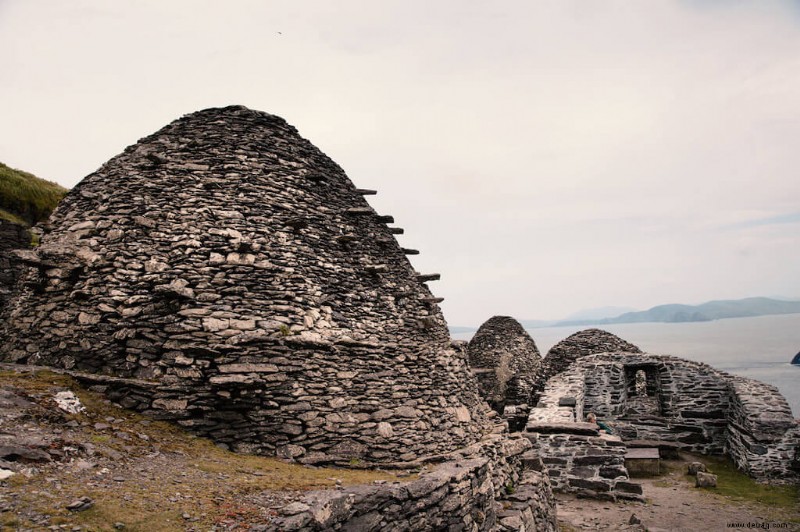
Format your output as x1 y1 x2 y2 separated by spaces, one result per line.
626 447 661 476
625 448 660 460
625 439 681 448
625 439 684 458
525 422 600 436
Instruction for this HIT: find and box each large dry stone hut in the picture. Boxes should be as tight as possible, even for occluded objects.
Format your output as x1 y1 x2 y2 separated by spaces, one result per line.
0 106 495 464
467 316 542 412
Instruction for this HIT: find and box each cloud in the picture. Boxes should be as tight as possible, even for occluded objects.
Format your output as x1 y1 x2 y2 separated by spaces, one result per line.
1 0 799 324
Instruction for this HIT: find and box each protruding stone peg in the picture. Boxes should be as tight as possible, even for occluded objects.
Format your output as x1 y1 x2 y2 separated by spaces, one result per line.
355 188 377 195
402 248 419 255
345 207 373 216
420 297 444 304
388 227 404 235
376 215 394 224
365 264 389 273
416 273 441 282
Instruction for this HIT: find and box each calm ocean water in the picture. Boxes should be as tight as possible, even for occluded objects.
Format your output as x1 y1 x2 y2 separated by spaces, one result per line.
453 313 800 416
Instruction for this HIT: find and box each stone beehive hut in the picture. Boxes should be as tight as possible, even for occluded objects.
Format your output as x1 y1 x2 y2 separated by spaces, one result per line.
467 316 542 411
531 351 800 484
530 329 641 407
0 105 492 463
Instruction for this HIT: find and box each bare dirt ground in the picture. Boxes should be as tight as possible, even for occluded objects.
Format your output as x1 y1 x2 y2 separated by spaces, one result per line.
0 368 408 531
556 456 800 532
1 367 797 531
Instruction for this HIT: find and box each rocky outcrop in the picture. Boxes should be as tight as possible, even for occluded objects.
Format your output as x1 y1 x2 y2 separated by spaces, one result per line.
0 106 494 464
531 329 641 407
467 316 542 412
791 351 800 365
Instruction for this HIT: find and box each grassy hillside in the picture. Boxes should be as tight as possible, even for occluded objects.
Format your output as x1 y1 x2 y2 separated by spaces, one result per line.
0 162 67 226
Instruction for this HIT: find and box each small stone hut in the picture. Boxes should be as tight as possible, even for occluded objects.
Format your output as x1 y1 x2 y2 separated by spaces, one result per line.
531 351 800 484
0 106 493 464
531 329 641 407
467 316 542 411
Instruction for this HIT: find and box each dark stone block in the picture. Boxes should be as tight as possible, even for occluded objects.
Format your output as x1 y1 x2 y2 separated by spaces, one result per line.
558 397 577 407
681 409 726 419
573 467 596 479
677 433 710 444
568 478 611 492
600 466 627 479
614 481 643 495
574 455 614 466
750 444 768 455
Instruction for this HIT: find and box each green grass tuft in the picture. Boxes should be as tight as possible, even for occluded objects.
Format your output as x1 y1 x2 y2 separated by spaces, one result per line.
0 162 67 226
687 455 799 511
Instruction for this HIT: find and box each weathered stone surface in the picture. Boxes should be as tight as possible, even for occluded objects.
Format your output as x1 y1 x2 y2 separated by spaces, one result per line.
687 462 707 475
270 434 558 532
695 471 717 488
0 106 494 463
467 316 542 412
0 220 31 310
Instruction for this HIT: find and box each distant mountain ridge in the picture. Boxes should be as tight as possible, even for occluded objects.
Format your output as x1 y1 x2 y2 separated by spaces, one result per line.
449 297 800 333
555 297 800 326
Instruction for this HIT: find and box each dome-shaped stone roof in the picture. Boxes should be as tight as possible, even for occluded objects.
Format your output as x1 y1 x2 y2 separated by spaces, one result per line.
0 106 491 463
545 328 641 373
467 316 542 410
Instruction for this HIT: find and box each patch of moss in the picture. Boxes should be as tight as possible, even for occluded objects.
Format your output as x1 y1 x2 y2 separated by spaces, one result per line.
0 207 28 226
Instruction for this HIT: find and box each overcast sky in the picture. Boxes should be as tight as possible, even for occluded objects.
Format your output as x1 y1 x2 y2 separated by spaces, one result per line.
2 0 799 326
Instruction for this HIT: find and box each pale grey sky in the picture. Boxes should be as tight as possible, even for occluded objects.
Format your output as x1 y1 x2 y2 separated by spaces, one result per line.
2 0 799 326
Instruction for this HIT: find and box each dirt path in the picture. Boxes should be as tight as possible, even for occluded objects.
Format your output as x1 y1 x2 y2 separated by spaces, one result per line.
556 458 800 532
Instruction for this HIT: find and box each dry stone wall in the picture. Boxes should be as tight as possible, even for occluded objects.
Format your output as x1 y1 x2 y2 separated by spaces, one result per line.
580 353 731 454
270 434 557 531
467 316 542 411
726 376 800 484
0 106 493 463
0 220 30 310
523 430 642 502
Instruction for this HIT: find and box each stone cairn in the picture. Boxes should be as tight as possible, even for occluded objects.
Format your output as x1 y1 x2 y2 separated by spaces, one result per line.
0 105 495 465
531 329 641 407
467 316 542 413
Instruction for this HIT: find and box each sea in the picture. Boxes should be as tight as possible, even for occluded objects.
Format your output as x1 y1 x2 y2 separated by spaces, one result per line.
453 313 800 417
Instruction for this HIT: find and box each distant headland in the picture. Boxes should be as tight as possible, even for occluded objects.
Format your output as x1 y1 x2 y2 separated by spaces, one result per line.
451 297 800 332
